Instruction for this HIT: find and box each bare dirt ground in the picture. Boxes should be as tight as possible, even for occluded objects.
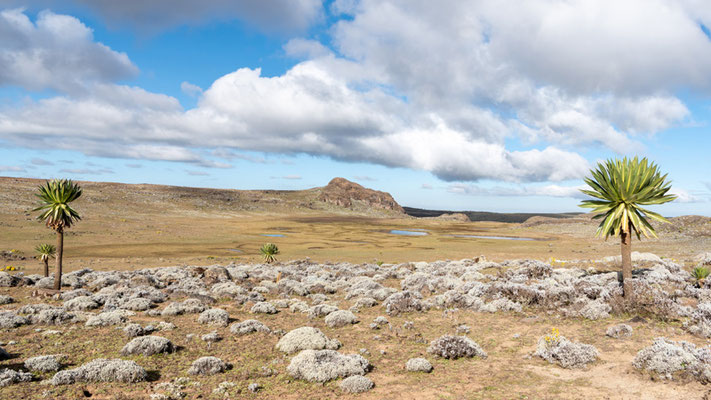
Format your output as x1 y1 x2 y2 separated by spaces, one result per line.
0 177 710 399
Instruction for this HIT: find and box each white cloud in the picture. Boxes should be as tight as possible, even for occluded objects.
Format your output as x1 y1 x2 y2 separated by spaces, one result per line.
421 183 433 190
58 167 113 175
0 9 137 93
31 157 52 165
669 187 703 203
353 175 376 182
1 4 707 183
0 165 25 172
271 175 302 180
180 81 203 97
61 0 324 33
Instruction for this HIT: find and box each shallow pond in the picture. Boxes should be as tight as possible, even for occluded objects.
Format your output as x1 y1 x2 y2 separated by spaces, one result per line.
389 230 428 236
261 234 285 237
448 234 534 241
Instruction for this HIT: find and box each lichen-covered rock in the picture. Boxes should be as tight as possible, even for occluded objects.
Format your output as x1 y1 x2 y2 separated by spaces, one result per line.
0 368 32 386
287 350 370 382
51 358 147 385
24 355 61 372
197 308 229 327
606 324 633 338
120 336 175 356
85 310 132 327
324 310 358 328
339 375 374 393
535 335 598 368
251 302 277 314
188 356 228 375
633 337 711 382
383 291 425 316
427 335 487 359
405 357 433 372
230 320 270 335
276 327 341 354
0 311 29 329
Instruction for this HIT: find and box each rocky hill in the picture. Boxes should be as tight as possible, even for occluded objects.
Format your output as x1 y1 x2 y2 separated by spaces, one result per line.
317 177 404 213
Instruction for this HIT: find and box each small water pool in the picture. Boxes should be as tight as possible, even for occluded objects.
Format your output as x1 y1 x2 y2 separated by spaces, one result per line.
227 249 244 253
261 234 285 237
389 230 428 236
448 234 534 241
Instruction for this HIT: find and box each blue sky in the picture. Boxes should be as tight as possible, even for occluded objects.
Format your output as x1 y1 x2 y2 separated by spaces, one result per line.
0 1 710 216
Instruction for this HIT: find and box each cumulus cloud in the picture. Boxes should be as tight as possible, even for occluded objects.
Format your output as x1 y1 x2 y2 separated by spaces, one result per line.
31 157 53 165
180 81 203 97
58 167 114 175
0 9 137 93
58 0 324 33
669 187 704 203
0 3 707 182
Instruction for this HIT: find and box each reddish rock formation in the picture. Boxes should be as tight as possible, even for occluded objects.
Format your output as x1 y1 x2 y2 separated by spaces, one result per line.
318 178 404 213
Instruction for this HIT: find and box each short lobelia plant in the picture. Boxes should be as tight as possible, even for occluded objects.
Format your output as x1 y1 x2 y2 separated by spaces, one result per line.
579 157 676 298
693 266 710 288
33 179 82 290
260 243 279 264
35 243 56 277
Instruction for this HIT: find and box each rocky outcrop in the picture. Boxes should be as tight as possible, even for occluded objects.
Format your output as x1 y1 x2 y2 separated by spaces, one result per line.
318 178 404 213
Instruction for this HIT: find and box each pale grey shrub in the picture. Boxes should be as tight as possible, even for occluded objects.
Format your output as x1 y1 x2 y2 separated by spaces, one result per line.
427 335 487 359
633 337 711 382
85 310 132 327
63 296 100 311
0 311 29 329
287 350 370 382
24 355 61 372
405 357 433 372
276 327 341 354
120 336 175 356
197 308 229 327
251 302 277 314
324 310 358 328
339 375 374 393
51 358 147 384
534 335 598 368
0 368 32 386
606 324 633 338
230 320 270 335
188 356 227 375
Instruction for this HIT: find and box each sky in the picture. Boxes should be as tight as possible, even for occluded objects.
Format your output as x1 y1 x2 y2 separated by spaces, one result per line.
0 0 710 216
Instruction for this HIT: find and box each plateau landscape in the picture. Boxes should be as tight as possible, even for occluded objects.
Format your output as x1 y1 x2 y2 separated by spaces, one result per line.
1 1 711 400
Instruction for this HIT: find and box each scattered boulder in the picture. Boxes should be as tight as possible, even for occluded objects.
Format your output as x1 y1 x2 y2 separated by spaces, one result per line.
63 296 100 311
427 335 487 359
606 324 633 338
276 327 341 354
535 334 598 368
340 375 374 393
120 336 175 356
123 323 146 338
51 358 147 385
287 349 370 382
633 338 711 382
161 299 206 316
307 304 338 318
230 320 270 335
405 357 433 372
197 308 230 327
0 346 10 361
188 356 228 375
24 355 61 372
324 310 358 328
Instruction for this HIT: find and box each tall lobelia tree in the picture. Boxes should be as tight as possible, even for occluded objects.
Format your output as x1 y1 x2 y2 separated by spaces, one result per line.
579 157 676 298
33 179 82 290
35 243 56 277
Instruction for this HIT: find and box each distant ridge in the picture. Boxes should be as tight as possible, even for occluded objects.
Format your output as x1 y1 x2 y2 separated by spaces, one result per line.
403 206 583 223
